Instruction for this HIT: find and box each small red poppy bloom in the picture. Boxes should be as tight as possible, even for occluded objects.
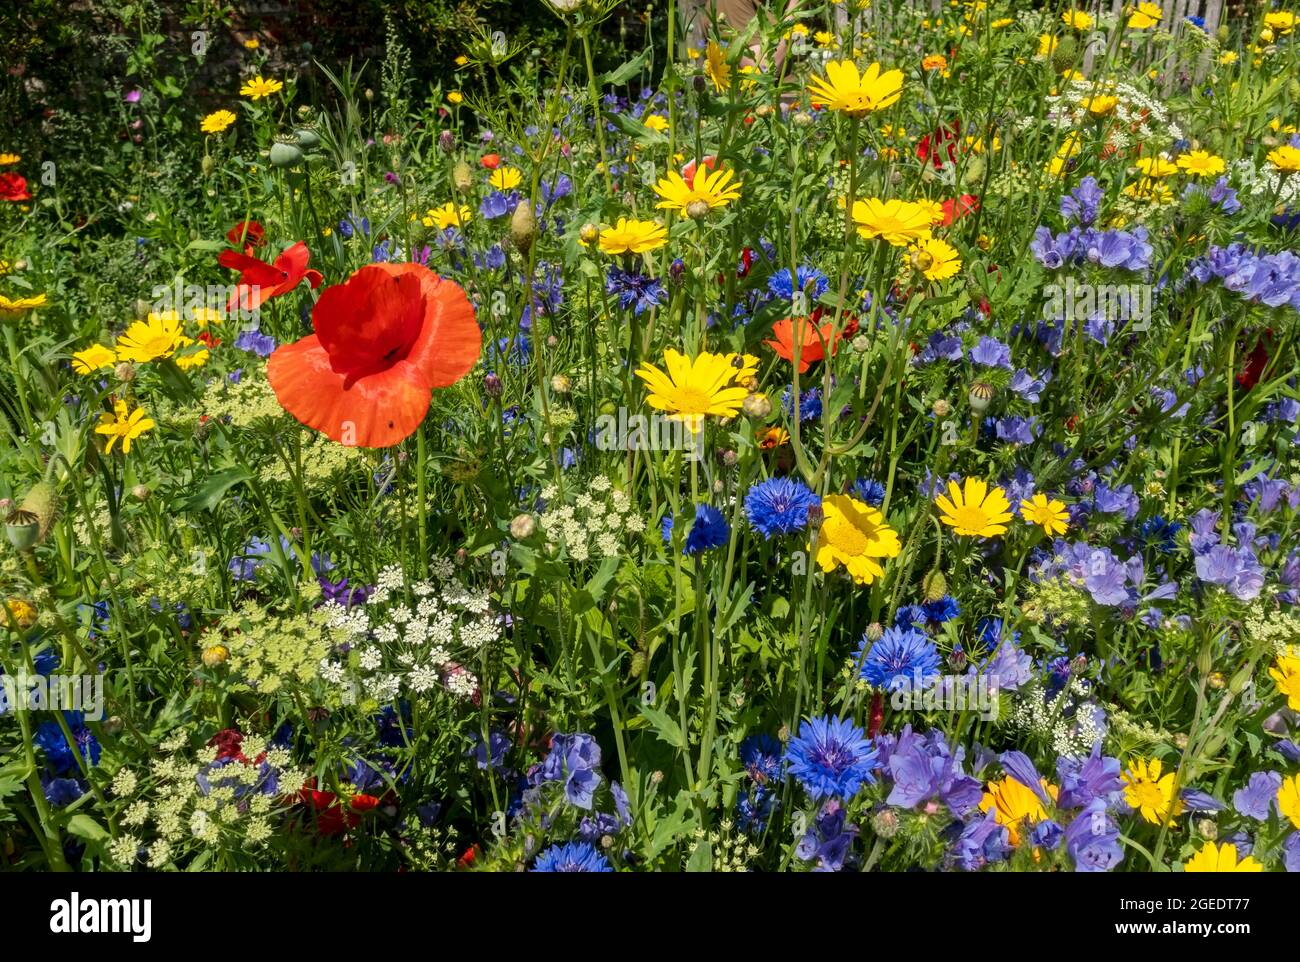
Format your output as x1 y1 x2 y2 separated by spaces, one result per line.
226 220 266 253
267 262 481 448
480 152 501 169
680 155 717 190
764 315 841 374
456 844 481 869
1237 331 1273 390
198 331 220 348
349 793 381 813
297 783 360 837
940 194 979 227
218 240 323 313
867 692 885 738
0 173 31 202
917 121 960 170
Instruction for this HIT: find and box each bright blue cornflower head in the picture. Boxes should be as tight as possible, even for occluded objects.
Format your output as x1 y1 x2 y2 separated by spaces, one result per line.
784 715 878 800
663 504 730 555
781 385 822 422
744 477 820 538
767 265 829 302
849 477 886 506
739 734 784 784
855 626 941 692
531 841 614 872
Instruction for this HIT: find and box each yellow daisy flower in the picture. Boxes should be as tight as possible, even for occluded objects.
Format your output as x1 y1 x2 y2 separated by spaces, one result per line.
1267 145 1300 173
806 60 904 118
0 292 48 320
1269 654 1300 711
980 776 1058 846
95 398 155 454
200 109 237 134
239 76 284 100
1280 773 1300 829
424 202 473 230
1062 9 1093 31
114 312 184 363
71 343 118 375
1183 841 1263 872
1122 757 1183 825
653 166 742 219
936 478 1014 538
704 40 731 92
1175 150 1226 178
811 494 901 585
596 218 668 255
0 152 21 165
907 236 961 281
851 198 934 246
1127 2 1163 30
1020 493 1069 536
634 348 750 434
489 166 522 191
1135 156 1178 178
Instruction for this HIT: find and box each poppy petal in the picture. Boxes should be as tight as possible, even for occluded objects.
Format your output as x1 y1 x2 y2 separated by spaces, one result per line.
383 264 482 388
267 335 433 448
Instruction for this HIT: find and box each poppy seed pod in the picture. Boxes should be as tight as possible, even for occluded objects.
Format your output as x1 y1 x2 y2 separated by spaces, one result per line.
968 381 995 414
269 135 304 168
292 124 320 149
510 200 538 253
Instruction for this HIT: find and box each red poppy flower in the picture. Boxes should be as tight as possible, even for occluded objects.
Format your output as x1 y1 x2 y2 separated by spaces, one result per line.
267 262 481 448
297 783 360 838
680 155 717 190
1237 331 1273 390
940 194 980 227
0 173 31 202
456 844 481 869
226 220 266 253
917 120 960 170
198 331 220 348
480 153 501 169
349 793 381 813
867 691 885 738
764 315 841 374
218 241 323 313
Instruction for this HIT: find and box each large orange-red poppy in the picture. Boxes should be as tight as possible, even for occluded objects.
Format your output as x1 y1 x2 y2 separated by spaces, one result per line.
218 240 323 313
764 312 842 374
267 262 481 448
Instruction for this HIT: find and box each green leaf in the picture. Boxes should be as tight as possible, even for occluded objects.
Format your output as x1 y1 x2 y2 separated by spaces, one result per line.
182 466 253 512
686 838 713 872
637 704 685 750
599 49 651 87
66 814 109 843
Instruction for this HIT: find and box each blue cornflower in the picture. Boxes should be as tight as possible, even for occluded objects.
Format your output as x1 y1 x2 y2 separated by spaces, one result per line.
767 265 829 302
782 385 822 422
739 734 784 784
662 504 730 555
744 477 819 538
605 266 665 316
855 626 941 692
784 715 878 800
849 478 886 506
531 840 613 872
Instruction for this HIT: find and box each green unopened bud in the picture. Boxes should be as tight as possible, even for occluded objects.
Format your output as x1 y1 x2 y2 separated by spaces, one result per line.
452 160 473 193
922 570 947 602
510 200 537 253
1051 34 1078 74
